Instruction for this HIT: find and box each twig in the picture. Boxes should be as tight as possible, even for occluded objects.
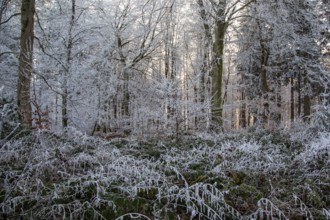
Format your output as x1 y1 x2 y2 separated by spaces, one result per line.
0 12 20 26
0 123 20 148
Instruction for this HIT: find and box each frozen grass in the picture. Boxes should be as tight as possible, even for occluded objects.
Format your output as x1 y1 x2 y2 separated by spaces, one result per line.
0 129 329 219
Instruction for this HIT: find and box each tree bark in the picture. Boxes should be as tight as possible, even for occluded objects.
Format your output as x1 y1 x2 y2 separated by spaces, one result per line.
257 21 270 127
211 20 227 126
197 0 213 129
240 91 247 128
297 73 301 117
303 76 311 121
62 0 75 128
290 77 295 122
17 0 35 129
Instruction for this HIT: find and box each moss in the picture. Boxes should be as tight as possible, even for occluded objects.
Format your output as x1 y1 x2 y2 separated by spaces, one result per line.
137 188 158 201
112 140 129 148
208 176 231 190
111 195 152 217
188 162 206 170
165 170 172 176
307 191 325 208
70 146 85 155
182 170 209 185
226 171 247 186
159 208 176 219
145 149 161 159
226 183 263 214
234 184 262 201
101 206 116 220
190 174 208 185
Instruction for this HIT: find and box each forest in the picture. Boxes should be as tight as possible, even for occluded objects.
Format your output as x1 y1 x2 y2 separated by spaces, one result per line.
0 0 329 219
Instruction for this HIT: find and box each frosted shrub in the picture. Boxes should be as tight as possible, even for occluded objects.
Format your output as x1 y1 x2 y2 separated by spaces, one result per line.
311 104 330 132
0 130 329 219
0 102 20 143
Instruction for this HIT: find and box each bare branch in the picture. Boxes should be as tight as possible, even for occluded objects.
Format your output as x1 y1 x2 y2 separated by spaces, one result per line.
34 36 66 71
0 12 20 26
226 0 256 22
0 51 18 57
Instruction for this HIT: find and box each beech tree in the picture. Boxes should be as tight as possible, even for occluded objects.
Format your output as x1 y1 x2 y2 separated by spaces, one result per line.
33 0 103 131
61 0 75 128
196 0 256 128
17 0 35 129
90 0 177 134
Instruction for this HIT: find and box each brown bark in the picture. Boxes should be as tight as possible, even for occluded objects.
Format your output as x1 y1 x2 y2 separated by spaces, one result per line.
297 73 301 116
303 95 311 122
303 77 311 121
123 70 130 116
257 21 270 126
211 20 227 126
290 77 295 122
62 0 75 128
17 0 35 129
197 0 212 127
240 92 247 128
275 85 282 124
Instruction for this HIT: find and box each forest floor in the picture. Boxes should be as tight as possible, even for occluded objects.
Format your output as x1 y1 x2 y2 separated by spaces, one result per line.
0 128 329 219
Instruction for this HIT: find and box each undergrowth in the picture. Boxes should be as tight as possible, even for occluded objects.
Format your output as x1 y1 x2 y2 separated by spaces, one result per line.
0 128 329 219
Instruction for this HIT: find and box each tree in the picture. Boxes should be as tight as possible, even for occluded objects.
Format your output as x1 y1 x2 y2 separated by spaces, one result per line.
33 0 103 131
292 0 326 122
17 0 35 129
90 0 175 134
198 0 255 128
61 0 75 128
0 1 20 102
211 1 227 126
197 0 212 124
235 0 329 129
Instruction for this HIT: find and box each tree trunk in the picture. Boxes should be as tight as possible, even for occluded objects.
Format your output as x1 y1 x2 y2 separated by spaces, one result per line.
276 85 282 125
303 95 311 122
260 47 269 125
257 21 270 127
290 77 294 122
62 0 75 128
164 38 171 119
197 0 212 128
303 77 311 121
123 70 130 116
211 20 227 126
240 92 247 128
17 0 35 129
297 73 301 117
